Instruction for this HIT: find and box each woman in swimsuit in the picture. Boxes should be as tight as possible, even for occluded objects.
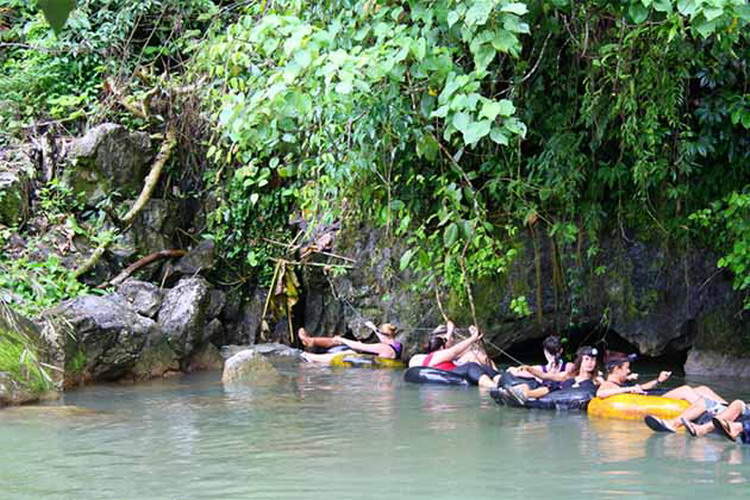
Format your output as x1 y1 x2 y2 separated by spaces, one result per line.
299 321 403 362
409 324 501 389
505 345 600 403
506 335 573 388
596 352 726 405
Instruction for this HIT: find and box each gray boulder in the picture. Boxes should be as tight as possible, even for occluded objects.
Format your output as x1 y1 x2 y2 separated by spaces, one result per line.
157 277 211 357
685 350 750 377
231 288 267 345
221 349 280 384
173 240 215 276
221 342 301 360
0 302 60 405
186 343 224 372
61 123 152 201
44 295 156 383
207 289 226 320
116 280 163 318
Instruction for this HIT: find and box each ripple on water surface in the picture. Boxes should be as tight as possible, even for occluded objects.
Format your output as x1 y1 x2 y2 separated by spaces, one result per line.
2 366 750 499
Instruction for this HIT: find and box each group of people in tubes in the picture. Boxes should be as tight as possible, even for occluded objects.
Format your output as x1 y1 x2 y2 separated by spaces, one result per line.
297 319 750 444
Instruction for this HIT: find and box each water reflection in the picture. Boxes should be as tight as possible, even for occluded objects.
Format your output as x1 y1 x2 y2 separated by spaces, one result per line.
1 367 749 499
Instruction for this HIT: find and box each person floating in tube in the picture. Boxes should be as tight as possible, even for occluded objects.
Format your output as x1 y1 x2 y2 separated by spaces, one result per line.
505 335 575 390
299 321 403 363
502 345 601 404
423 320 498 370
597 351 729 430
408 322 502 389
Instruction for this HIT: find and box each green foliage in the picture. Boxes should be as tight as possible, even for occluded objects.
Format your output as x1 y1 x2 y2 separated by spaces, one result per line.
3 0 750 319
0 0 221 144
691 190 750 307
197 0 530 293
510 295 531 317
0 254 94 317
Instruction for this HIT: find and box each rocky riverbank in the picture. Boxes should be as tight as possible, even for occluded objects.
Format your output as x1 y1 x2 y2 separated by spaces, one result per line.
2 121 750 408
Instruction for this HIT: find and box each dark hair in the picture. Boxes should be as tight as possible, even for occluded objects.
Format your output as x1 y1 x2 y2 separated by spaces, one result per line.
542 336 562 355
425 335 447 353
604 351 637 373
572 345 598 378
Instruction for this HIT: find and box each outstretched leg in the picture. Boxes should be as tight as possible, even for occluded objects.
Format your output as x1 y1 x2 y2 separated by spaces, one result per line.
692 400 746 437
298 328 339 350
663 399 708 431
661 385 703 404
692 385 728 404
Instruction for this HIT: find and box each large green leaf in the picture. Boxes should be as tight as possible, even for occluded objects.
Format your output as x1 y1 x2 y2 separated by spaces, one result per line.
462 119 491 145
443 223 459 247
38 0 77 34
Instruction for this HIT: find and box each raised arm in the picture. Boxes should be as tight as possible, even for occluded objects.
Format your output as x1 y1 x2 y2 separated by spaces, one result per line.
364 321 388 343
426 326 481 367
335 337 393 358
638 371 671 392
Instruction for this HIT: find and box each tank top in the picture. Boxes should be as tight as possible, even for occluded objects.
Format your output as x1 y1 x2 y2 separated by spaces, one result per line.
423 352 457 371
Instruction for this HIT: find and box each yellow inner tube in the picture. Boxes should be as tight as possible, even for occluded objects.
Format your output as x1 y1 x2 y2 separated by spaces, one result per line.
587 394 690 420
329 353 405 369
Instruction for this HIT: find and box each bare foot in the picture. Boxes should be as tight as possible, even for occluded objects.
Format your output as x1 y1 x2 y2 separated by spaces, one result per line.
298 328 312 349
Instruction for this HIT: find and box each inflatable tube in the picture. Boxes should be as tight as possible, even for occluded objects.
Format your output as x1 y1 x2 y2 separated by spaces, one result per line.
587 394 690 420
403 366 470 386
491 386 594 411
329 353 404 369
500 371 542 390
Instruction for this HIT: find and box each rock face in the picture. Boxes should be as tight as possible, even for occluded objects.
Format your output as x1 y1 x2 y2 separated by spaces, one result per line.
0 148 32 226
61 123 152 201
221 349 281 384
45 295 157 383
0 372 35 407
39 276 241 384
684 350 750 377
314 226 750 364
157 277 211 358
116 280 163 318
116 199 180 259
173 240 216 276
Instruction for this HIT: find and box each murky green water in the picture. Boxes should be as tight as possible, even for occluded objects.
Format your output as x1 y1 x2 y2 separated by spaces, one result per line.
2 361 749 499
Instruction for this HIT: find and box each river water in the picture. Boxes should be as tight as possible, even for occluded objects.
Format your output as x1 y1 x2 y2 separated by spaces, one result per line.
2 360 749 499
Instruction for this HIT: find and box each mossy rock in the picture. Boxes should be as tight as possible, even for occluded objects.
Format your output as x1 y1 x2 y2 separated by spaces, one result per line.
0 157 31 226
61 123 152 202
131 339 180 380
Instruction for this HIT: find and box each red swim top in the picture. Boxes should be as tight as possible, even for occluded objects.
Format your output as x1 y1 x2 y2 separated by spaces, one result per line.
423 353 456 371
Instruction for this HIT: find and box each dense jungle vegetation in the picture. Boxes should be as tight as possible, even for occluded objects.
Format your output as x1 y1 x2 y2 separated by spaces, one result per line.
1 0 749 317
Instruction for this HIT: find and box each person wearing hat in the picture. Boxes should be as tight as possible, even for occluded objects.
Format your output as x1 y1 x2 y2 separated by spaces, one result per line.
299 321 403 362
505 345 601 404
596 351 727 406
